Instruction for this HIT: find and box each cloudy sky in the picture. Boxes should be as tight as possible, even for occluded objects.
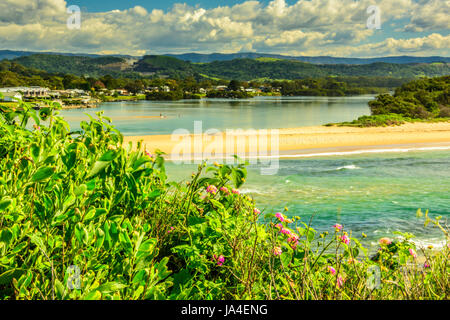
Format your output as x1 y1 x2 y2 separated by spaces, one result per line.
0 0 448 57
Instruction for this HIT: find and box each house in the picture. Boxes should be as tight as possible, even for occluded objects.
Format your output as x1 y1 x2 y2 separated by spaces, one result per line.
0 86 49 98
214 85 228 91
0 91 22 102
113 89 129 96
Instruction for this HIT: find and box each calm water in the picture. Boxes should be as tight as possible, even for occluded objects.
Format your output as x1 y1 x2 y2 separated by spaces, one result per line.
60 96 373 135
61 96 449 248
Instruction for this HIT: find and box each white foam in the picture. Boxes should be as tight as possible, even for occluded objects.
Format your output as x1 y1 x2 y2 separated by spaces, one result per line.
336 164 361 170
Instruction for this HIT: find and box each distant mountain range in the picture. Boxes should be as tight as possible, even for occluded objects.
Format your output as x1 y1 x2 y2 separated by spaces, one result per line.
1 49 449 65
0 50 136 61
1 50 449 81
164 52 450 65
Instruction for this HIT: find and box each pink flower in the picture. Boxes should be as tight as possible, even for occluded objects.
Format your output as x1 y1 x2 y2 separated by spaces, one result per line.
340 234 350 245
273 246 282 256
213 254 225 266
332 224 342 231
206 185 218 194
379 237 392 245
253 208 261 215
409 248 417 259
424 262 430 268
220 187 229 195
275 223 283 229
327 266 336 275
167 227 174 234
280 228 291 235
337 275 345 288
231 189 240 195
275 212 285 222
287 234 299 249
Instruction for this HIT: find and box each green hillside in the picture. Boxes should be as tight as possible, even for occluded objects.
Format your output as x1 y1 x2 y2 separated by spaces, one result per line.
133 55 197 79
12 54 137 78
194 59 450 81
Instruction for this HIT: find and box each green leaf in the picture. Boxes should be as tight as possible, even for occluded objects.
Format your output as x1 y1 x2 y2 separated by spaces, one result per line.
83 290 102 300
32 166 55 182
0 198 12 211
86 161 110 178
280 251 292 268
74 184 87 196
99 150 118 162
0 269 25 285
136 238 157 262
95 282 127 293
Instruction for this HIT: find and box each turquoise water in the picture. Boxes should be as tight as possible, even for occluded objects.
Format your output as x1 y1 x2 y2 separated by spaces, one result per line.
165 150 450 249
60 96 373 135
61 97 449 248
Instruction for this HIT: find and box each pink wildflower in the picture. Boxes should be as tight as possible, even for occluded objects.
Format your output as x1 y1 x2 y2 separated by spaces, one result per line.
273 246 282 256
275 223 283 229
337 275 345 288
332 224 342 231
424 262 430 268
167 227 174 234
327 266 336 275
340 234 350 245
287 234 299 249
280 228 291 235
220 187 229 195
275 212 285 222
253 208 261 215
213 254 225 266
409 248 417 259
206 185 218 194
231 189 240 195
379 237 392 246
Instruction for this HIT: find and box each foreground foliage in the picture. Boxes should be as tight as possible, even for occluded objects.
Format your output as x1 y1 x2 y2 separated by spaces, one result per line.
0 98 449 300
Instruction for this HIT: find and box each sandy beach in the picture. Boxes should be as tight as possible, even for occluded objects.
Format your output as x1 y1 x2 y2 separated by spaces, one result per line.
123 122 450 159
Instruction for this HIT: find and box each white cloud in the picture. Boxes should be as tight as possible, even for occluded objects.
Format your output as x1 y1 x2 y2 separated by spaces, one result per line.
0 0 448 57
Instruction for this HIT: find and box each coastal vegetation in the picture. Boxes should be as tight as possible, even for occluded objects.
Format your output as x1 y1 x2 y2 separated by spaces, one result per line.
331 76 450 127
0 97 448 300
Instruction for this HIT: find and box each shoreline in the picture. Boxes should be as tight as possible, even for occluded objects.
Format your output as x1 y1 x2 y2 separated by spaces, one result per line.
123 122 450 159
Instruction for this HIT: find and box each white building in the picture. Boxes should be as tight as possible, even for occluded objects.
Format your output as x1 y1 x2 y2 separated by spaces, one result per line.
0 91 23 102
0 86 50 98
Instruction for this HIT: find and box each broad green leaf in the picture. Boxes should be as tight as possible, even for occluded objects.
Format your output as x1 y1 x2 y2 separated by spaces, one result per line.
86 161 110 178
32 166 55 182
0 198 12 211
95 282 127 293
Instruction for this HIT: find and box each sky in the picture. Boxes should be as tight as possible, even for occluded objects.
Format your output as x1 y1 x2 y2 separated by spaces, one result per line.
0 0 448 57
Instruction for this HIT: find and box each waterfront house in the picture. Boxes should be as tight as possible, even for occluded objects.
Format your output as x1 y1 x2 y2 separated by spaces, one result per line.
0 91 23 102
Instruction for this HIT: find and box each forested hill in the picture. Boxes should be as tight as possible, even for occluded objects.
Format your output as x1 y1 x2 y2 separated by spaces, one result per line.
194 58 450 81
12 54 140 78
5 53 450 81
167 52 450 65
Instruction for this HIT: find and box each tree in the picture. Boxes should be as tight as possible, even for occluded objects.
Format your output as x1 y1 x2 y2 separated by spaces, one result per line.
228 80 241 91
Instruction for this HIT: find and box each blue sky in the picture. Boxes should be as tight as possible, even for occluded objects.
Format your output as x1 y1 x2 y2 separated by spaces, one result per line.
0 0 448 57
